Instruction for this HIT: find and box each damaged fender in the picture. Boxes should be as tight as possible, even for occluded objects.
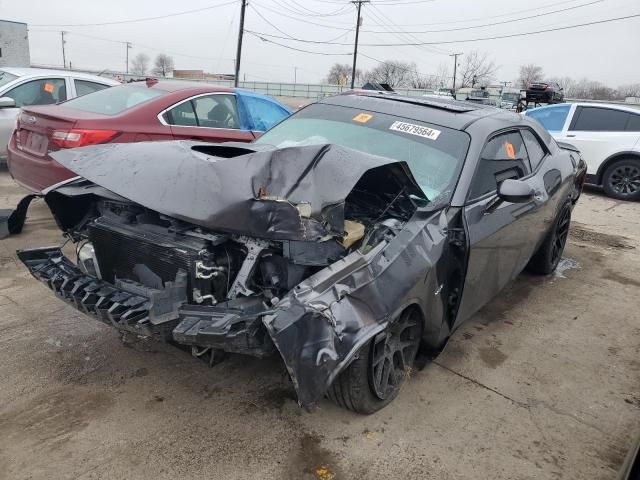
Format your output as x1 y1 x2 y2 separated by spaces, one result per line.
263 210 449 407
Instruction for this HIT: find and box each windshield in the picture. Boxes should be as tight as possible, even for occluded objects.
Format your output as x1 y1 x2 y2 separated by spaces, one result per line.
62 84 164 115
0 70 19 89
255 103 470 204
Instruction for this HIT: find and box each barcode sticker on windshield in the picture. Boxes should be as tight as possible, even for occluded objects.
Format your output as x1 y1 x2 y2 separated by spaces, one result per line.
389 121 441 141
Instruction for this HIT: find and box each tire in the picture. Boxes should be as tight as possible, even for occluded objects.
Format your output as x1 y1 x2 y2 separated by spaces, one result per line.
327 308 422 414
526 202 572 275
602 158 640 201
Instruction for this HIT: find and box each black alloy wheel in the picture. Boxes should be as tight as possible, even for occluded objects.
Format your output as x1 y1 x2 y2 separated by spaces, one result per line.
526 202 572 275
327 308 422 414
605 162 640 200
369 309 422 400
550 205 571 268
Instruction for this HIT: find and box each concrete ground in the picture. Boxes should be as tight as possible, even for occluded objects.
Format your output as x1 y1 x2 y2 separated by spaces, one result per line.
1 169 639 480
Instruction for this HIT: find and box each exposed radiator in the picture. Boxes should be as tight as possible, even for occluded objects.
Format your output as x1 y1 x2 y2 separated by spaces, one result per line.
88 219 199 289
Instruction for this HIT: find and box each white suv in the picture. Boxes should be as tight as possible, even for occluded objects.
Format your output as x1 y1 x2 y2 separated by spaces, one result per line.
526 103 640 200
0 68 120 164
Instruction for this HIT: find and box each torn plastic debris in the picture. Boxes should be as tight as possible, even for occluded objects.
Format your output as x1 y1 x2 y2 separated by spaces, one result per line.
0 194 37 239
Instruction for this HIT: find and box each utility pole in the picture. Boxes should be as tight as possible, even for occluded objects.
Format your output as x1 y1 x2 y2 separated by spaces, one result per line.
294 66 297 84
61 31 67 69
234 0 247 88
351 0 369 89
449 52 462 91
125 42 132 75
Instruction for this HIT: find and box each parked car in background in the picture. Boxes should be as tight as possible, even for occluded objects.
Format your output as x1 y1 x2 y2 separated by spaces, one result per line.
7 80 291 192
17 94 585 413
526 103 640 200
465 96 500 107
500 89 523 110
0 68 119 164
525 81 564 104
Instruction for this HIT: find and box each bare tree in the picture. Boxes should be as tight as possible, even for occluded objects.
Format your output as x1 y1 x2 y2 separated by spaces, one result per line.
326 63 361 86
518 64 544 88
618 83 640 98
130 53 150 76
457 51 498 88
365 60 415 88
152 54 175 77
548 76 575 96
571 78 618 100
410 70 437 89
433 62 451 89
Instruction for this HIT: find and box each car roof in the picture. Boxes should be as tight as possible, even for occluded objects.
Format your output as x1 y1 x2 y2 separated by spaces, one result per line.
0 67 120 85
526 102 640 114
129 80 233 93
118 81 290 110
567 102 640 113
320 92 520 131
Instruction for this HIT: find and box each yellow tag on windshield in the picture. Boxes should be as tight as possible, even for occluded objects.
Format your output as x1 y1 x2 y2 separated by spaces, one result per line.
352 113 373 123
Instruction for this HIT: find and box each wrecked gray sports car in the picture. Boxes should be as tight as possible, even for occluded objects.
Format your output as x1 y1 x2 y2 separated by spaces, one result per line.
17 94 586 413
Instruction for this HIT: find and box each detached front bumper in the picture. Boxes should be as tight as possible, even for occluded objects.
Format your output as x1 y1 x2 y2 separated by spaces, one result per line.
16 247 275 356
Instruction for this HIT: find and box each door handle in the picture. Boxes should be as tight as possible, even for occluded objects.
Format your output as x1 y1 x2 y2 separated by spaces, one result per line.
566 134 576 138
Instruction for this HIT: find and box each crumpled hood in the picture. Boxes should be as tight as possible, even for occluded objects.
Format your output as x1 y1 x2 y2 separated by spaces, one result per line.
51 141 425 241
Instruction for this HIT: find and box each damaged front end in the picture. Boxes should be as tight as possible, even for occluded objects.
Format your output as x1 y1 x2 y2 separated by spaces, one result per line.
18 141 449 408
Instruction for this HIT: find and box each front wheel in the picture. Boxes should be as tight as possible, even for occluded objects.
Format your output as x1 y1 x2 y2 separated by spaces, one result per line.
527 202 572 275
602 158 640 201
327 308 422 414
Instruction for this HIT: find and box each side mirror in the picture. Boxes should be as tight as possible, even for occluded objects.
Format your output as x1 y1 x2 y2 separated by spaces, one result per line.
498 179 534 203
0 97 16 109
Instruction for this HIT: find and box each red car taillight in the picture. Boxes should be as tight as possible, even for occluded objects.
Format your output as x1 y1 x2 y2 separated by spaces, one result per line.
50 129 119 149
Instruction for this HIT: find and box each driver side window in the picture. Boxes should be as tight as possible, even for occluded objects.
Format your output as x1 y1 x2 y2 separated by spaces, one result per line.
5 78 67 107
163 94 239 129
468 131 531 200
192 94 239 129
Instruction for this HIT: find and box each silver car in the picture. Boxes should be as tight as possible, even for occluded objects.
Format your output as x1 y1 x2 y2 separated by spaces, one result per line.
0 67 120 164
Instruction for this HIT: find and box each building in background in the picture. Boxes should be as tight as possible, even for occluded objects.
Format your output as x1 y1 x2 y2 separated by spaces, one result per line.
0 20 30 67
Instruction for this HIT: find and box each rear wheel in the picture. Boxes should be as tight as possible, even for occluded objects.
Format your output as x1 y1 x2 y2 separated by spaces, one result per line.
527 202 572 275
327 308 422 414
602 158 640 201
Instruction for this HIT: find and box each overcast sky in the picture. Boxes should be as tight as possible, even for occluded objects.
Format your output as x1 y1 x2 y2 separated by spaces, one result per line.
1 0 638 86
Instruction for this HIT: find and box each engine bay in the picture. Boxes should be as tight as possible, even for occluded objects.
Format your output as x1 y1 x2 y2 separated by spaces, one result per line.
75 177 418 311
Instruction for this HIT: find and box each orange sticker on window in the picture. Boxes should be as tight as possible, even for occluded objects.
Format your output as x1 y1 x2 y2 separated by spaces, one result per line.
504 142 516 159
352 113 373 123
43 83 55 93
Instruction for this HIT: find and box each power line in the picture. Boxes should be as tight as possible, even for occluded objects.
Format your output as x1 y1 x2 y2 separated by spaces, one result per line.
274 0 352 17
246 31 352 55
365 0 603 34
251 1 355 29
32 0 239 27
246 12 640 46
367 3 449 56
250 4 353 42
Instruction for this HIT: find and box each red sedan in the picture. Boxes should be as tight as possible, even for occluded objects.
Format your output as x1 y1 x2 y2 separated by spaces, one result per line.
7 79 291 192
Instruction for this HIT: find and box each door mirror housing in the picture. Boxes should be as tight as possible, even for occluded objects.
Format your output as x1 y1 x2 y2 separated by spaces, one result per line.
498 179 534 203
0 97 16 108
